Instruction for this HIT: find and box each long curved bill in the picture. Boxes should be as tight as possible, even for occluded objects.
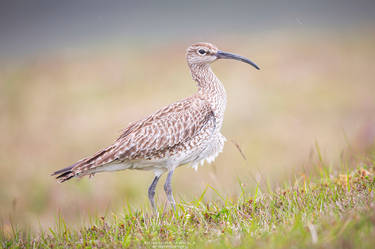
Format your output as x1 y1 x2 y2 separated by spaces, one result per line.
216 51 260 70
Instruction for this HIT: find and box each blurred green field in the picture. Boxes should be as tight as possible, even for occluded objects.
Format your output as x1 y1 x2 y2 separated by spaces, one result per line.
0 30 375 232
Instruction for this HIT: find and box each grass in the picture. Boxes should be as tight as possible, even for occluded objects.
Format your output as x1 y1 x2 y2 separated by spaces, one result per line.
1 32 375 248
1 33 375 229
1 155 374 248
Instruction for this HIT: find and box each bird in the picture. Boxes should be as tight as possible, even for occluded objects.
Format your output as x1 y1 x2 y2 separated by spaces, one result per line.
52 42 259 211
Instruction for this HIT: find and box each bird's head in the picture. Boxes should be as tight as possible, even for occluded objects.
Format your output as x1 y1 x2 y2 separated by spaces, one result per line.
186 42 260 70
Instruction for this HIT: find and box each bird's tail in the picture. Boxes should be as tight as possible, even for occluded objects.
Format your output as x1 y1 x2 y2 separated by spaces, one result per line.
51 160 83 183
51 145 115 183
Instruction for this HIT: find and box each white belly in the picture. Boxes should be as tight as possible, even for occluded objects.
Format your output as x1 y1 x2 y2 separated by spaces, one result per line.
187 132 226 170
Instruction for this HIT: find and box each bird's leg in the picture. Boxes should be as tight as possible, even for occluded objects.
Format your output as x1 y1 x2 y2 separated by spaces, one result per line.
148 175 160 212
164 169 176 209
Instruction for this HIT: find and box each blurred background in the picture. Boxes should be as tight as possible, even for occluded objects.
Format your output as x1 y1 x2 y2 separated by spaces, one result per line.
1 0 375 231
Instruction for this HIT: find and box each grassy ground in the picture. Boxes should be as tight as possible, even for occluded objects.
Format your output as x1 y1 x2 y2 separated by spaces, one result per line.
1 31 375 248
1 152 374 248
1 33 375 230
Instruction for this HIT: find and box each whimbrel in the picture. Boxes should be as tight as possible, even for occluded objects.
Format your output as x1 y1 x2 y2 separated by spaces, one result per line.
52 42 259 210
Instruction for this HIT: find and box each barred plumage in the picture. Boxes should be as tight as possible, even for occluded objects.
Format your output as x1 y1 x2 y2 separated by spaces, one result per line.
52 42 259 210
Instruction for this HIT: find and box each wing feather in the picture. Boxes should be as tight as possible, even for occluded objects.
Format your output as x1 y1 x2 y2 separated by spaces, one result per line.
54 95 215 181
112 96 214 161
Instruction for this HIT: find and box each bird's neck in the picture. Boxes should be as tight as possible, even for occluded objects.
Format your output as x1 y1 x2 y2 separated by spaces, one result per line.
189 63 227 128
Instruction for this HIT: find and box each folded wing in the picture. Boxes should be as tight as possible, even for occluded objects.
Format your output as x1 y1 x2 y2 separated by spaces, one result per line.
53 96 215 182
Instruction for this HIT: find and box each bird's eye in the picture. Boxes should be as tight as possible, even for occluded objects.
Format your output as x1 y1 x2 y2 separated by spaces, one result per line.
198 49 207 55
